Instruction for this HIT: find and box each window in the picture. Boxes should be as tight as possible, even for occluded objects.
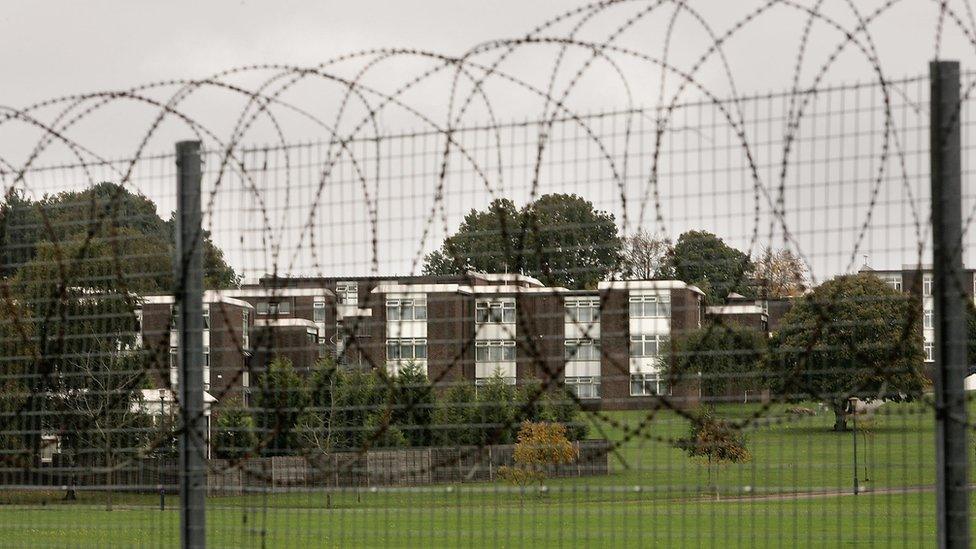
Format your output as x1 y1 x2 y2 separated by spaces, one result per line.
630 373 667 396
387 299 427 321
169 348 177 370
277 300 291 315
336 282 358 305
313 300 326 322
256 301 268 315
924 309 934 329
476 299 515 324
880 274 903 292
386 338 427 361
629 294 671 318
564 339 601 361
924 341 934 362
566 298 600 323
203 305 211 329
565 376 600 399
630 334 665 357
203 346 210 368
475 340 516 362
475 376 516 386
242 311 249 349
923 275 933 297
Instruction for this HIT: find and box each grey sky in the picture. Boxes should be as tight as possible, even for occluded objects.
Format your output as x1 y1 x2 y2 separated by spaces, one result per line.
2 1 975 282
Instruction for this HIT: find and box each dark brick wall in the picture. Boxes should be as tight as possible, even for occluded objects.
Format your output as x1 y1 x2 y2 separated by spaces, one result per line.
208 302 251 401
598 288 630 408
706 311 765 331
250 325 318 376
516 293 565 385
427 293 472 387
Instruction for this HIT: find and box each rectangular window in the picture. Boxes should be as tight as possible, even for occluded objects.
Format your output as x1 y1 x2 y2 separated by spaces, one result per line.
630 373 667 396
924 341 934 362
565 376 600 399
386 338 427 361
566 298 600 324
475 299 515 324
242 311 249 349
256 301 269 315
203 305 211 329
313 301 326 322
475 340 516 362
564 339 601 361
203 346 210 368
630 335 664 357
277 300 291 314
387 299 428 321
880 274 903 292
336 282 359 305
924 309 934 329
923 275 933 297
628 294 671 318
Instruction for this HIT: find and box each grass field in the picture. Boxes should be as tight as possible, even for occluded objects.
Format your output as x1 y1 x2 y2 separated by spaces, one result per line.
0 400 966 547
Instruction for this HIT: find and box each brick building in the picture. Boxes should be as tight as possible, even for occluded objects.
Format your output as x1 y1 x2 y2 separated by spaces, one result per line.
142 272 711 410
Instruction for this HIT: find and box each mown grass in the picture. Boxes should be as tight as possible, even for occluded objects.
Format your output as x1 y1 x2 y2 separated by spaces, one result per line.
0 400 965 547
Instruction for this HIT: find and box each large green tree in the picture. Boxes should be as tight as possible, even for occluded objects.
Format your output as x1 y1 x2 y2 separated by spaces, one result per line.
424 194 622 289
252 357 310 456
665 321 768 398
659 231 754 304
769 273 926 431
0 183 239 288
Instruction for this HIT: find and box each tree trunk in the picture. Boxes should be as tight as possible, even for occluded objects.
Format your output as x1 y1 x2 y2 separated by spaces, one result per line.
832 402 848 432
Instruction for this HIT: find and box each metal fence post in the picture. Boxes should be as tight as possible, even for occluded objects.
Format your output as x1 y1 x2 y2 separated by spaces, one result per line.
930 60 970 549
176 140 206 549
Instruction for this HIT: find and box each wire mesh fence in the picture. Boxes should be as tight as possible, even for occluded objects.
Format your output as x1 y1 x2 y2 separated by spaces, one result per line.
2 2 976 547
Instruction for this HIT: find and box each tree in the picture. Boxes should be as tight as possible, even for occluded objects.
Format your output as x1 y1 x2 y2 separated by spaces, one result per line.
769 273 926 431
214 397 258 460
754 247 807 298
659 231 754 304
0 182 240 289
423 194 622 289
673 407 751 499
332 368 386 450
475 373 517 444
391 363 435 446
432 383 478 446
665 321 768 398
252 357 310 456
620 228 671 279
497 421 578 500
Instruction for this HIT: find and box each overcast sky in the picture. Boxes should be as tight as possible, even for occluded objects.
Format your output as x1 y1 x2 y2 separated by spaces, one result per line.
2 1 975 282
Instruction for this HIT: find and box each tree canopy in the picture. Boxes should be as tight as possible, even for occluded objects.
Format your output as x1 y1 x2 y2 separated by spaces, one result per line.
768 273 926 431
665 321 769 398
658 230 754 304
0 183 239 288
423 194 622 289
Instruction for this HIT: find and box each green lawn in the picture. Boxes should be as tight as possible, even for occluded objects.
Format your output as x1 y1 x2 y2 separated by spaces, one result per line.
0 400 964 547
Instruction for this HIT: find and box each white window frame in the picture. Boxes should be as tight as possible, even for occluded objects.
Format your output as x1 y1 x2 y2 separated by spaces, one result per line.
629 293 671 318
336 282 359 305
880 274 903 292
565 376 601 399
475 339 516 362
924 341 934 362
386 338 428 362
923 275 933 297
566 297 600 323
630 334 665 357
387 298 428 321
476 299 516 324
924 309 934 329
564 339 601 361
242 310 250 349
313 300 326 322
256 301 269 315
475 375 516 386
203 304 211 330
630 373 668 396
